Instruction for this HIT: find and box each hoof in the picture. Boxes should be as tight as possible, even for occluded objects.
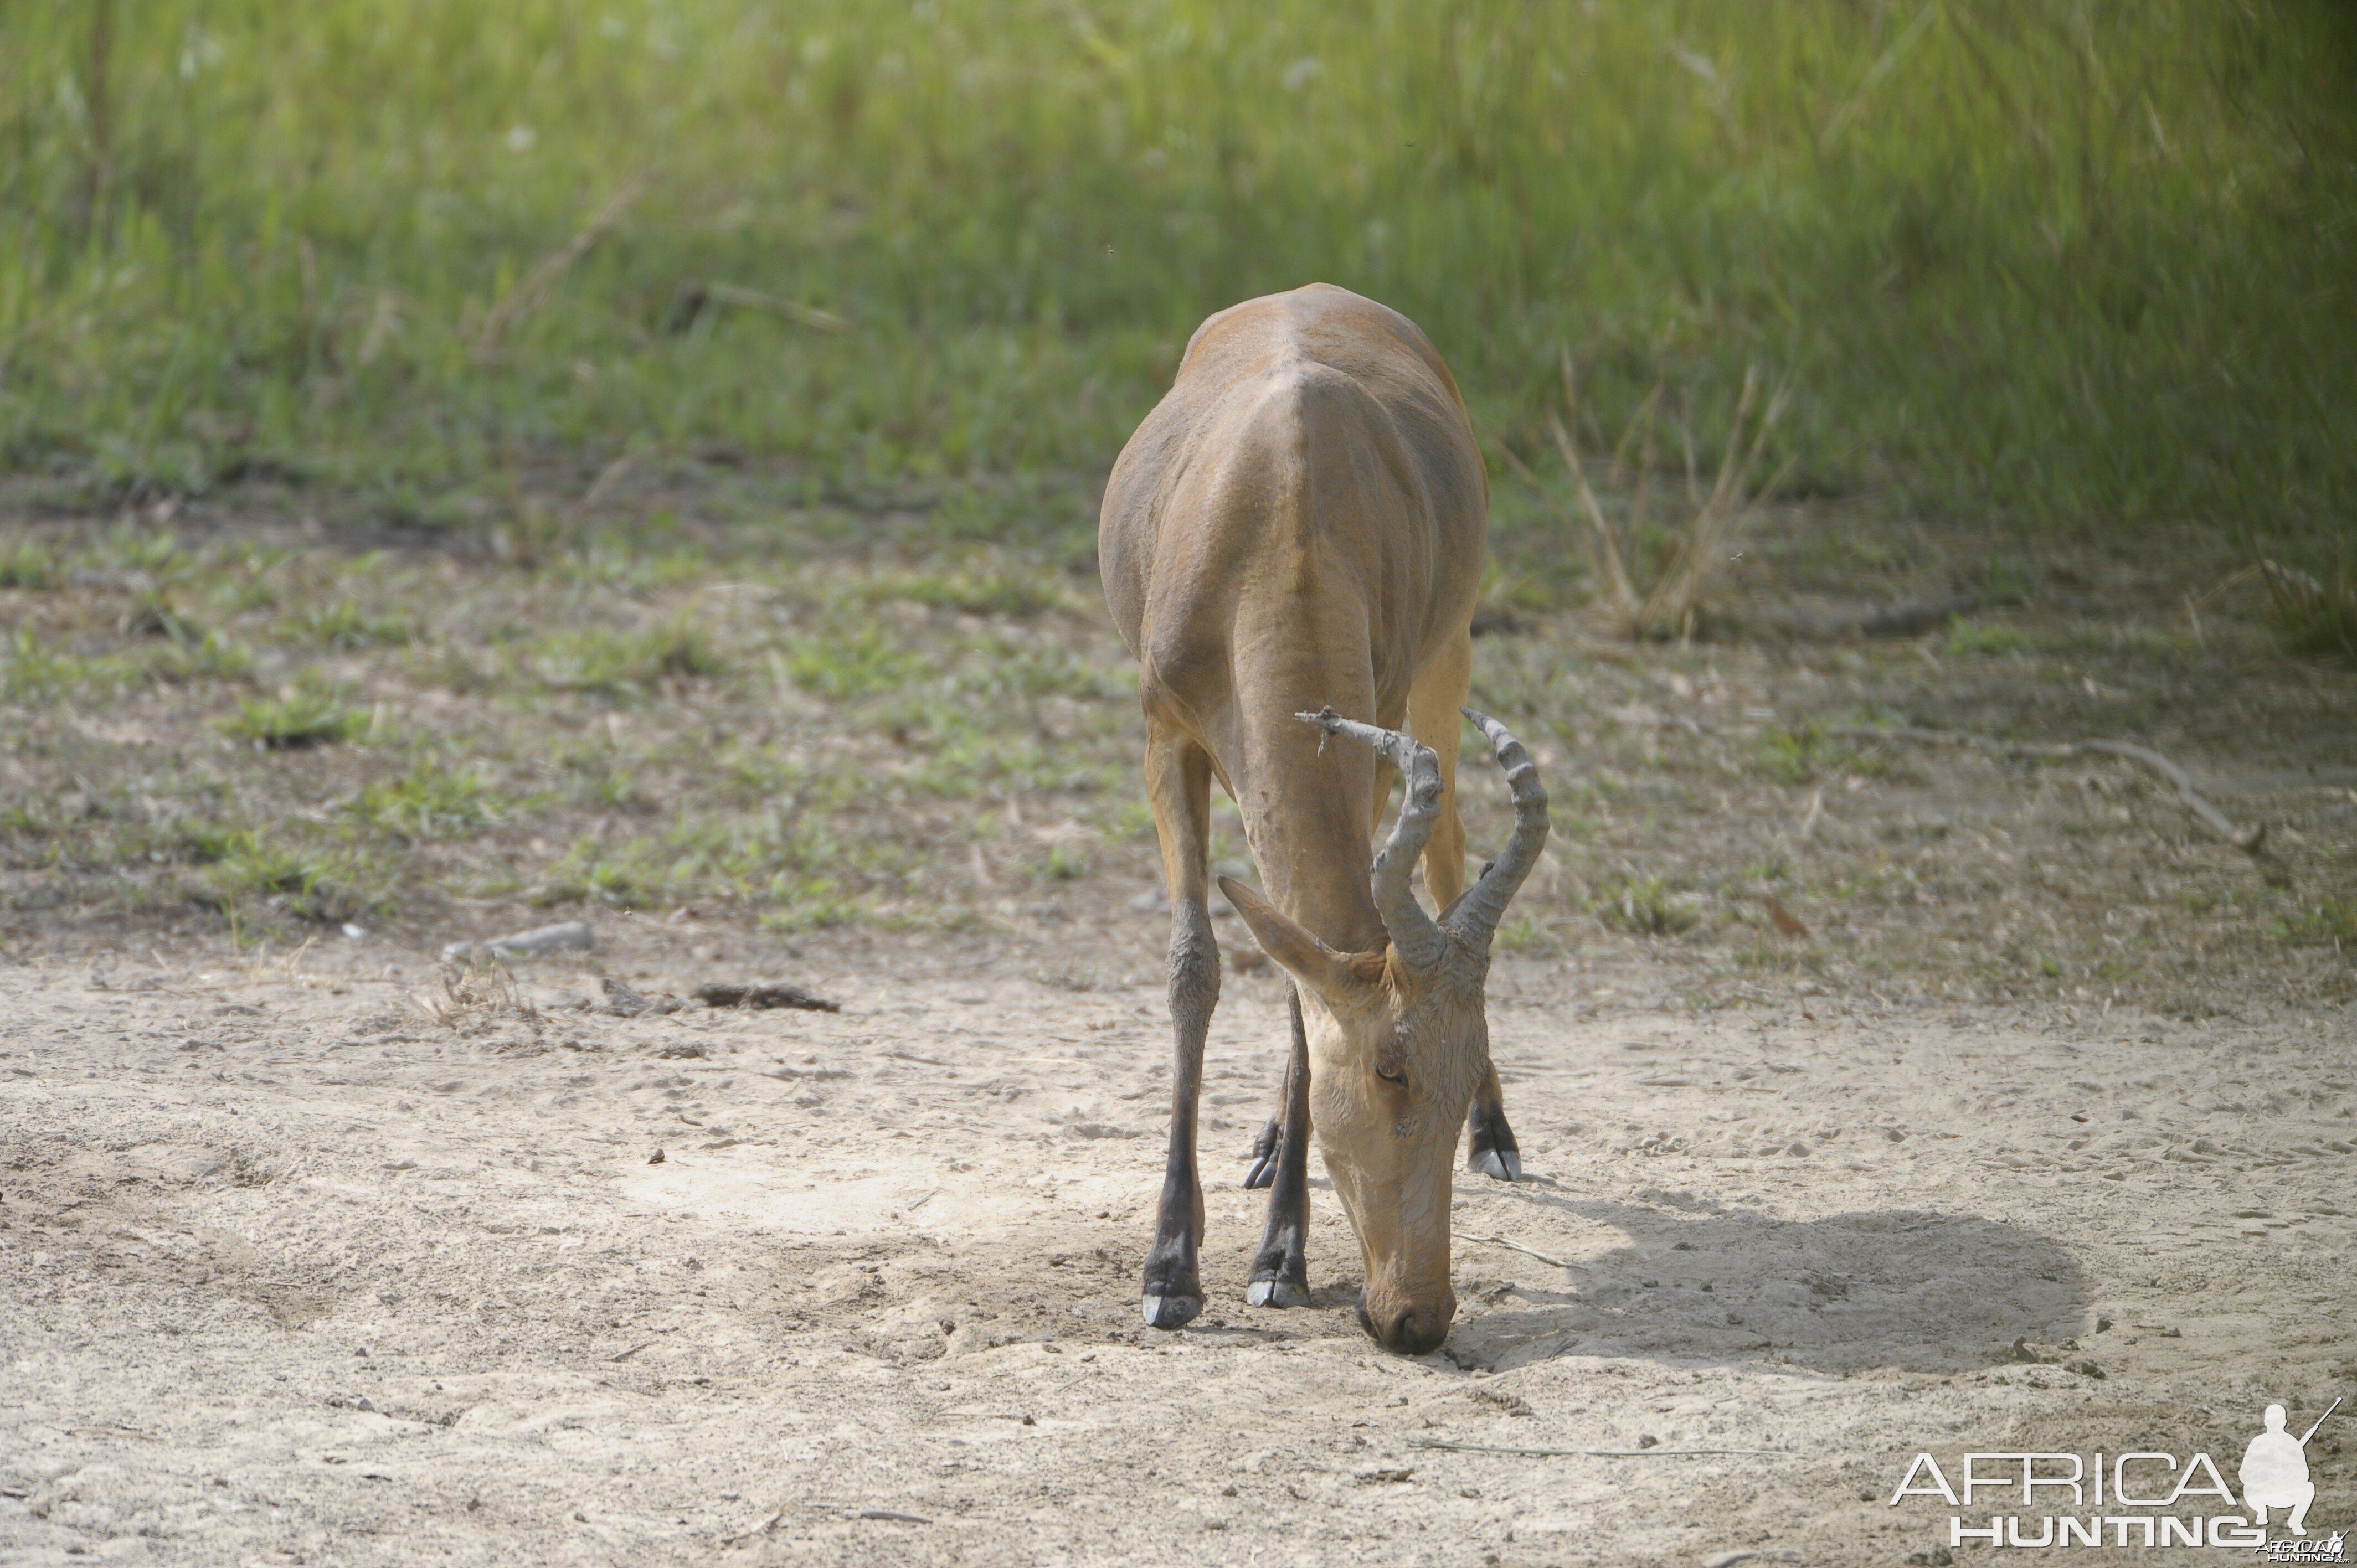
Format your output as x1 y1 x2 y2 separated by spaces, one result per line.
1243 1116 1281 1189
1468 1147 1522 1183
1141 1292 1202 1330
1245 1277 1310 1309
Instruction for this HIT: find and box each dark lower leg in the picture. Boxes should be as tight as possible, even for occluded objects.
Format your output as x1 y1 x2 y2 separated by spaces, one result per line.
1247 986 1313 1308
1465 1058 1521 1182
1141 733 1216 1330
1143 894 1217 1328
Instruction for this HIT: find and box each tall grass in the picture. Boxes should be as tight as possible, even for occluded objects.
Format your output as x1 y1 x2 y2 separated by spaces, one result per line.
2 2 2351 564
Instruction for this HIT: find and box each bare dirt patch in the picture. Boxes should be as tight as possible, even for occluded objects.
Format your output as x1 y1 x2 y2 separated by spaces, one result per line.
2 926 2350 1565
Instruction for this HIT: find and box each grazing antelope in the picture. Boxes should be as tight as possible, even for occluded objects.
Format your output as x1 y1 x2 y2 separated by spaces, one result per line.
1100 283 1550 1354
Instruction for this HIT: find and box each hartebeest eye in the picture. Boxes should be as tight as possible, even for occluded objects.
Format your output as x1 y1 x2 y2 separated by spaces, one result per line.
1375 1064 1406 1085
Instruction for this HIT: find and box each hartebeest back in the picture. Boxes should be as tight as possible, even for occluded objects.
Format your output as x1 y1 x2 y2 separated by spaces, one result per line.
1100 283 1549 1354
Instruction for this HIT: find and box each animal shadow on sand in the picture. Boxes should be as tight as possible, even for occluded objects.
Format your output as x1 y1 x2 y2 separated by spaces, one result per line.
1444 1191 2088 1375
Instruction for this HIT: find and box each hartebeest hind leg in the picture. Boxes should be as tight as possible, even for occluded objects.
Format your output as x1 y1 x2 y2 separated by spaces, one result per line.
1243 986 1314 1307
1465 1059 1522 1181
1142 723 1218 1329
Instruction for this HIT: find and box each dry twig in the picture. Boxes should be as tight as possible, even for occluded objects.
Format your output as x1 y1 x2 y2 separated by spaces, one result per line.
1728 594 1980 640
1832 726 2265 852
1411 1438 1794 1458
601 976 684 1017
694 980 841 1012
1462 1232 1576 1270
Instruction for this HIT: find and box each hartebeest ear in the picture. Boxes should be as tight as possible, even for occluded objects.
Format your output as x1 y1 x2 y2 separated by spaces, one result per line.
1218 877 1371 1002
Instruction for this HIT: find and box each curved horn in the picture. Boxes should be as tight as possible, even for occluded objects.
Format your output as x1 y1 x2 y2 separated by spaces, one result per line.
1448 708 1551 947
1294 706 1451 971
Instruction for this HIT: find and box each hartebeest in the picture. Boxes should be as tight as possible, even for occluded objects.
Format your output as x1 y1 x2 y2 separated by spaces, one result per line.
1099 283 1550 1354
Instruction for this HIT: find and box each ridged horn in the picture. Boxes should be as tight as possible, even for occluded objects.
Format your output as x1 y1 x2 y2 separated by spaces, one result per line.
1294 705 1451 971
1448 708 1551 947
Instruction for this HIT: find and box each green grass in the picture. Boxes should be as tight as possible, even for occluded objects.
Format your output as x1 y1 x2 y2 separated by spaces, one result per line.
148 630 253 683
203 831 391 926
525 621 723 698
2271 896 2357 948
1757 723 1833 785
279 600 414 648
2 628 121 700
1491 913 1543 955
0 539 58 590
352 756 510 842
0 2 2349 578
1753 721 1897 785
1594 876 1700 937
535 808 909 921
863 565 1075 618
1944 619 2044 658
220 689 364 749
783 630 927 702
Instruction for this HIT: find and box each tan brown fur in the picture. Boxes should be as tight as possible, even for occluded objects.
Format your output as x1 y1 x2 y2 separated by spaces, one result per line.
1102 284 1547 1354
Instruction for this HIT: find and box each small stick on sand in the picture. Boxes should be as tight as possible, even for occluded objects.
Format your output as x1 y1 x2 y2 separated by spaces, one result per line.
1461 1233 1576 1270
727 1510 785 1543
695 980 841 1012
1831 726 2265 853
1411 1438 1794 1458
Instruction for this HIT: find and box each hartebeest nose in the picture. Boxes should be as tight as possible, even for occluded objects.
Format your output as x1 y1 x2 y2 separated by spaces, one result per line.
1360 1299 1453 1356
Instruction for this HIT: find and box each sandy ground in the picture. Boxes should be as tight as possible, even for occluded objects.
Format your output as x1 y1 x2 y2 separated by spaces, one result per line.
3 911 2350 1566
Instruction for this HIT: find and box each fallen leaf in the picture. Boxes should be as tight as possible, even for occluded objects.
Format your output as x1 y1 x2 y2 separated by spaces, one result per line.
1763 893 1810 939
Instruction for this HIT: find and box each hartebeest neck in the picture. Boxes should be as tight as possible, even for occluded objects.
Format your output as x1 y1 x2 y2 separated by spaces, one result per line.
1206 610 1409 955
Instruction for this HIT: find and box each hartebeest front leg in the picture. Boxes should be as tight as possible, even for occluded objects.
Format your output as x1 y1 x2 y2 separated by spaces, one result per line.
1244 985 1313 1307
1143 727 1217 1330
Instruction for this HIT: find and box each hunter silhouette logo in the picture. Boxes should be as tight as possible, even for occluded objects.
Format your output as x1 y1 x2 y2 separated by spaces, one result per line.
2245 1398 2339 1538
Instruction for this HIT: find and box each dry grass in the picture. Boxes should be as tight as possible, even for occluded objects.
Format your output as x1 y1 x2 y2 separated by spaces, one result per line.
411 959 543 1035
1543 357 1795 642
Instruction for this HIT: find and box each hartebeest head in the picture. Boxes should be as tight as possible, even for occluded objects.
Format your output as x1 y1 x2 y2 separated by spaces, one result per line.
1219 706 1549 1355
